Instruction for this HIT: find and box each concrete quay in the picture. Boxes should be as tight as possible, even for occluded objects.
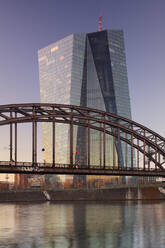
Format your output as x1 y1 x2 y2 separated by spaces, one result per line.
0 186 165 202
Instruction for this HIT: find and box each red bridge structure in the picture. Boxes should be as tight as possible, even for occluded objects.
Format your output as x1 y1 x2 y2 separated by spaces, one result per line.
0 103 165 177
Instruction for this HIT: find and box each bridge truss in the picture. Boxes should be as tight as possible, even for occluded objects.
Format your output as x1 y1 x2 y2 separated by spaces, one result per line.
0 103 165 176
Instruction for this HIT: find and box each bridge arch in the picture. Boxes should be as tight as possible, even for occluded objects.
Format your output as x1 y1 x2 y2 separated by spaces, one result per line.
0 103 165 171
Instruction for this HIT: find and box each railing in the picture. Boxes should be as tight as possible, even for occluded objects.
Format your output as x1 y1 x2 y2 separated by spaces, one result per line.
0 161 164 173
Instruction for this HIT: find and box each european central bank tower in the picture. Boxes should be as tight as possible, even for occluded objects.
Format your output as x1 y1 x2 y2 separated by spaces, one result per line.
38 30 132 184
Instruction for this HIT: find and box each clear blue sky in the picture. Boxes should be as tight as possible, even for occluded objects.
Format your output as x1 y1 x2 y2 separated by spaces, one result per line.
0 0 164 135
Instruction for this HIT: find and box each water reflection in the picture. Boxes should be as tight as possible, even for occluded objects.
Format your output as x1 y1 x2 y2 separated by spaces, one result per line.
74 204 87 248
0 201 165 248
43 203 75 247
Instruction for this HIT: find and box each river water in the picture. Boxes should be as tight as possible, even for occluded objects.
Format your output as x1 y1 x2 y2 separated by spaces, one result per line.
0 201 165 248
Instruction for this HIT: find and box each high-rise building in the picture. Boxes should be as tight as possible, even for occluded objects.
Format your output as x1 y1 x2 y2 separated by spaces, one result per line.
38 30 132 184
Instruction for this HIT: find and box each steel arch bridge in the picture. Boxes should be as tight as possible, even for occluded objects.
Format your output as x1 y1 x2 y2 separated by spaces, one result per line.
0 103 165 177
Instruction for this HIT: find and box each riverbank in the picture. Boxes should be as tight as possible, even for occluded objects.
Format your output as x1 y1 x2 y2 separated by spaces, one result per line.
0 185 165 202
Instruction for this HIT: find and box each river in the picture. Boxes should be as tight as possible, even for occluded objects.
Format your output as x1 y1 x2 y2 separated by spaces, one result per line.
0 201 165 248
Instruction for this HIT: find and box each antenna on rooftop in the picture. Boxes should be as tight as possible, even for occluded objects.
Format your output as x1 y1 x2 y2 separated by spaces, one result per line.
98 13 102 31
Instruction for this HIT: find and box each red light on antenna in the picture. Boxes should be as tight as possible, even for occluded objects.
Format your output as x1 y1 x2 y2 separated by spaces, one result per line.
99 15 102 31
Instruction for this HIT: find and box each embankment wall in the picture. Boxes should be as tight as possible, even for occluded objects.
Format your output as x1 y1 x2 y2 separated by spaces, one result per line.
0 186 164 202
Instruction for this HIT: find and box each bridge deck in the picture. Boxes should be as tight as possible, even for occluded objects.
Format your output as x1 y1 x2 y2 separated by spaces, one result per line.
0 162 165 177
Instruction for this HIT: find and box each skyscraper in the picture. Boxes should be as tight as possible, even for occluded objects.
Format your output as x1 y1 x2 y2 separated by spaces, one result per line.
38 30 132 183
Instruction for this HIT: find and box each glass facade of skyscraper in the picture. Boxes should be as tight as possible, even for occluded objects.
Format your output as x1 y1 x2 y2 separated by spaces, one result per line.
38 33 87 166
38 30 132 183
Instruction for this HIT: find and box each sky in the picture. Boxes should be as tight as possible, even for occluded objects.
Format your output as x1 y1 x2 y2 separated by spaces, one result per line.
0 0 165 180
